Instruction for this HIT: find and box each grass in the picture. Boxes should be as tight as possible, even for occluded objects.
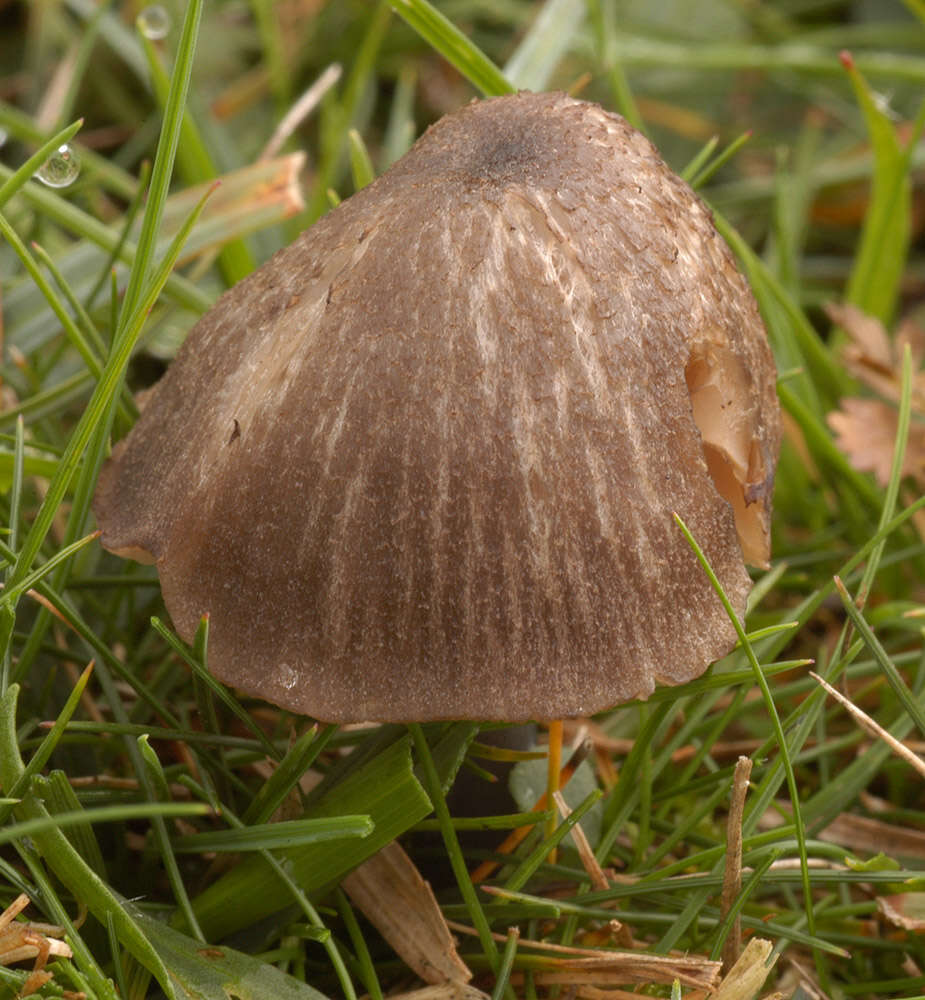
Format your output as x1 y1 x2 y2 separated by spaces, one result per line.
2 0 925 997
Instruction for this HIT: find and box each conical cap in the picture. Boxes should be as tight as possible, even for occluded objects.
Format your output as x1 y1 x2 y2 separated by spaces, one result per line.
94 92 781 722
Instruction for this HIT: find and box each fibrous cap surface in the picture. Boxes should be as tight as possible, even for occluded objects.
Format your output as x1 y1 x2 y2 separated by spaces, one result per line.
95 91 781 722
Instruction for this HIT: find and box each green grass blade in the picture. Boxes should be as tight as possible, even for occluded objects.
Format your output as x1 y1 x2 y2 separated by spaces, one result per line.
690 131 752 190
187 734 431 940
681 135 719 184
184 779 359 1000
390 0 514 97
138 735 206 941
714 212 848 410
1 529 98 605
243 724 338 825
150 616 281 760
857 345 913 605
41 770 108 878
173 815 374 853
491 928 520 1000
118 0 205 328
138 29 255 285
585 0 643 129
673 514 816 947
2 0 205 597
841 53 919 325
835 576 925 739
0 662 93 827
348 128 376 189
130 906 333 1000
0 797 208 846
0 118 84 209
503 788 602 891
0 162 211 322
503 0 586 92
0 687 189 999
410 722 503 978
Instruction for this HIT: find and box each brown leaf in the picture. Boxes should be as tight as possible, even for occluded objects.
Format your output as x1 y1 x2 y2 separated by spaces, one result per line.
827 302 893 370
878 892 925 930
827 397 925 487
826 301 925 406
342 841 472 985
819 812 925 861
896 316 925 371
827 398 903 485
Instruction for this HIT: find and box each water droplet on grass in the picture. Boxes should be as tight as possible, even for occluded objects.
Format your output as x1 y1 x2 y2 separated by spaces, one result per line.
137 5 170 40
0 128 8 149
36 144 79 188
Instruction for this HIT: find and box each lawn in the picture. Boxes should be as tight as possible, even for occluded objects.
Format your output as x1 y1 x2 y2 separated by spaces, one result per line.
1 1 925 998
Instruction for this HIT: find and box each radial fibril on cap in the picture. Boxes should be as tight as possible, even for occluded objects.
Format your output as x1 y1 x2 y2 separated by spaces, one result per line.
94 91 781 723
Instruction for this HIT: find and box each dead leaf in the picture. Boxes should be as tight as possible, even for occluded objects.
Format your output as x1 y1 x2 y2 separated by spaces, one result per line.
828 398 902 485
826 303 925 500
878 892 925 930
819 812 925 861
342 840 471 985
827 398 925 486
827 303 925 404
827 302 894 372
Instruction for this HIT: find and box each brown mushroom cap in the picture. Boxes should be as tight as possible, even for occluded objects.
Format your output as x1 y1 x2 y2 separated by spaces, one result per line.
94 91 781 723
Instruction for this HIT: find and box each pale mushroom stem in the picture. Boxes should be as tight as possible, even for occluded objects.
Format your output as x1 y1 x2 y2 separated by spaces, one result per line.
546 718 563 862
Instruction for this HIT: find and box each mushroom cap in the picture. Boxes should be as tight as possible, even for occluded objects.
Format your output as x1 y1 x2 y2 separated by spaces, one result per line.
94 91 781 723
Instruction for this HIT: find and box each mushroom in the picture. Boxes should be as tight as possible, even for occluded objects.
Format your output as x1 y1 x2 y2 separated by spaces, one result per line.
94 91 781 724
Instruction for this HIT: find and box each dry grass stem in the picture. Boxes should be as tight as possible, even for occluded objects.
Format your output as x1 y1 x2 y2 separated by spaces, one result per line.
447 920 718 988
811 671 925 778
561 720 779 763
721 755 752 973
556 990 682 1000
35 41 78 132
0 894 73 996
552 789 610 891
260 63 343 160
382 983 490 1000
470 753 581 884
779 956 834 1000
518 954 719 989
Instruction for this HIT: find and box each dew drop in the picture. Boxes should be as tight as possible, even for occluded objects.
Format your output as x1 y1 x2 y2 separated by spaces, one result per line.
0 128 8 149
137 5 170 40
36 144 80 188
277 663 298 691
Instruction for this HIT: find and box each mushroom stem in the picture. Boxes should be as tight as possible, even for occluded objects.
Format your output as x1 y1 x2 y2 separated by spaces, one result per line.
545 719 563 862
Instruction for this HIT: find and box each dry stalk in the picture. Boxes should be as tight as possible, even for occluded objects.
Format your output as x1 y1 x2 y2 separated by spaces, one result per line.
552 790 610 891
811 671 925 778
260 64 342 160
0 894 73 997
721 755 752 973
446 920 719 989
